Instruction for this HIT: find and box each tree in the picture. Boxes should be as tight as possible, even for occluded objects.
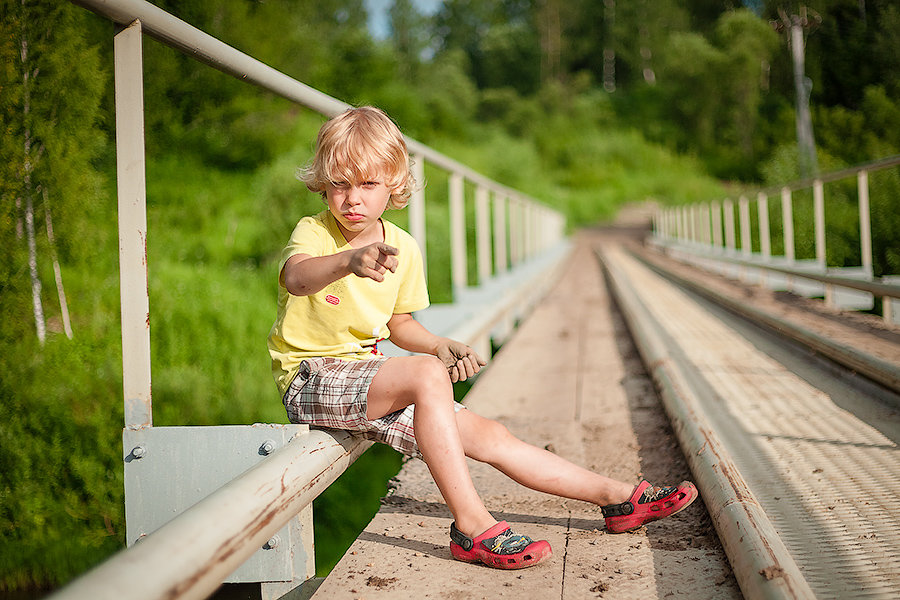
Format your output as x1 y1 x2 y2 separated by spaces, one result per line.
0 0 107 345
716 10 779 165
390 0 429 78
432 0 541 94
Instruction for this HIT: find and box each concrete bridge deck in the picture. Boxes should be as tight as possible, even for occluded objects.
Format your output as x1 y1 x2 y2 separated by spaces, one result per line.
311 231 743 599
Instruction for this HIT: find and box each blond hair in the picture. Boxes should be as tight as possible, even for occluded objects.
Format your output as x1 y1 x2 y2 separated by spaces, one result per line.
299 106 415 210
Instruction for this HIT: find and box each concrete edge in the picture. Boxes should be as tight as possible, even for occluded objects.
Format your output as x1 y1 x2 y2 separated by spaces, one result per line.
595 246 816 600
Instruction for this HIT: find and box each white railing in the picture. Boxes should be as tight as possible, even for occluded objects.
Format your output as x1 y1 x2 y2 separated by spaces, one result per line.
652 155 900 326
54 1 568 599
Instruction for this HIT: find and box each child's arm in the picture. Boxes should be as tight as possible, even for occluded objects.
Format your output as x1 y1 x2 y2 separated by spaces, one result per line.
387 313 487 382
281 243 399 296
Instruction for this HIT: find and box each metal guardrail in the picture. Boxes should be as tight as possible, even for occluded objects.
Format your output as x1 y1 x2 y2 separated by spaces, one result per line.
57 1 567 598
652 155 900 326
50 429 370 600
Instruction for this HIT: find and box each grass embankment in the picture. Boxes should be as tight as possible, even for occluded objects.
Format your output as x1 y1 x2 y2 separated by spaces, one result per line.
0 112 725 591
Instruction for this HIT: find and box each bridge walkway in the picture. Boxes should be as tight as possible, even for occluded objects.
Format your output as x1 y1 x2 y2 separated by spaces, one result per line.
311 230 742 599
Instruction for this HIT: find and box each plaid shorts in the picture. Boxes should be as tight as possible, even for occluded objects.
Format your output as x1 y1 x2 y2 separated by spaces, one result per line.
282 356 464 460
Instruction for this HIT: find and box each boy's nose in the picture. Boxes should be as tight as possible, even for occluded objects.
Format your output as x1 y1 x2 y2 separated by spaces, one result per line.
345 186 362 205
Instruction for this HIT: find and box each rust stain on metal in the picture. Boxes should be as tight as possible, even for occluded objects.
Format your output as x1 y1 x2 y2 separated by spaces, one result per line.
759 565 786 580
648 358 666 371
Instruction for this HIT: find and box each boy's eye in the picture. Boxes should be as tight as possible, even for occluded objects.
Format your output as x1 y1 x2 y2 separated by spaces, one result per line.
331 181 349 189
363 181 380 188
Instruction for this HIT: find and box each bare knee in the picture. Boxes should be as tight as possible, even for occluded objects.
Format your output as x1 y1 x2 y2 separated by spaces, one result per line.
367 355 453 419
408 355 453 405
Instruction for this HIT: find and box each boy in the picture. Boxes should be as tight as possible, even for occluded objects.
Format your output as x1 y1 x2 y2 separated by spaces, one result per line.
267 106 697 570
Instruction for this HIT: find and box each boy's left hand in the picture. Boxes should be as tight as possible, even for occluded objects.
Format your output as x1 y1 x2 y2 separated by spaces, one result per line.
436 339 487 383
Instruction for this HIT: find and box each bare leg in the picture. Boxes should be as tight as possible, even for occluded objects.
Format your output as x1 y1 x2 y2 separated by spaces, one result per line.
455 409 634 506
367 356 497 537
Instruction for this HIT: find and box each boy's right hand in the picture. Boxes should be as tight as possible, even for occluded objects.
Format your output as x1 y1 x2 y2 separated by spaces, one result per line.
348 243 399 282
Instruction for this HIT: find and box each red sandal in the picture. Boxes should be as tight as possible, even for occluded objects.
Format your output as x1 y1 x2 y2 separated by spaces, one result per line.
450 521 552 569
601 480 698 533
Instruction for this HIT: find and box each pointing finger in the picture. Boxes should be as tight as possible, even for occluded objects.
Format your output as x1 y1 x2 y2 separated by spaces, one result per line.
376 243 399 256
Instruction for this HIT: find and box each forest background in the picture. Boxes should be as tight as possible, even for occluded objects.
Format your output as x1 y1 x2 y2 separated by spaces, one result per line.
1 0 899 593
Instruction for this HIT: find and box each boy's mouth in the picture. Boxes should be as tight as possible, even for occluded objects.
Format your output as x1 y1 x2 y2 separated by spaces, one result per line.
343 213 365 222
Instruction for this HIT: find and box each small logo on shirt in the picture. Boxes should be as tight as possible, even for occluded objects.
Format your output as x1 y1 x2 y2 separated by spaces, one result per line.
325 294 340 305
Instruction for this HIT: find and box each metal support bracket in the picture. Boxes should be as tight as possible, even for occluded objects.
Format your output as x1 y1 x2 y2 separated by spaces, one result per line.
123 424 313 584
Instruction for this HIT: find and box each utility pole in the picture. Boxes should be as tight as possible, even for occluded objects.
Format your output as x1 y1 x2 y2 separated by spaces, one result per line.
603 0 615 92
638 0 655 85
539 0 562 84
773 7 821 178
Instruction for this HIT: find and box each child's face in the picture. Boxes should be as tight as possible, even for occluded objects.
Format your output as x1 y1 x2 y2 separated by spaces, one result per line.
324 175 397 243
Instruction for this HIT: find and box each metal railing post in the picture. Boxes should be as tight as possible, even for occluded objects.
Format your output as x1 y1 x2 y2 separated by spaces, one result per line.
700 202 711 246
781 187 795 291
758 192 771 287
813 179 833 305
409 155 427 275
723 199 736 254
757 193 771 260
858 170 873 275
523 203 533 258
115 19 152 428
688 206 696 244
711 201 722 251
493 194 507 274
449 172 466 294
475 186 491 283
739 196 752 257
739 196 752 282
508 198 521 267
813 178 826 269
781 187 795 263
519 200 528 263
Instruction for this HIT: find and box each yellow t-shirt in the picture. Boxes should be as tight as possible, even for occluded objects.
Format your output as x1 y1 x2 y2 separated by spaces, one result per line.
267 211 429 395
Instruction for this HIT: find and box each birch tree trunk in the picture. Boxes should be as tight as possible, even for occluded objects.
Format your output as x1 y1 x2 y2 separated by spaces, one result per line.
21 16 46 344
43 188 73 339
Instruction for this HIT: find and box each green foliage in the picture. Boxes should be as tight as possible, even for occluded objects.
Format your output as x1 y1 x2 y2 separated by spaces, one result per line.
4 0 900 593
647 9 779 178
1 333 124 591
